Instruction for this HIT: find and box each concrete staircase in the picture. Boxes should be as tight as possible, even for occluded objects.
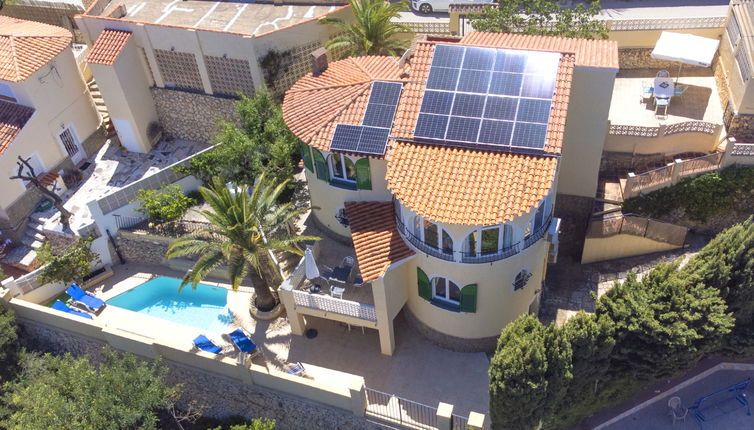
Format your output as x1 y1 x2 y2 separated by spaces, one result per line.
2 218 48 272
87 79 115 137
592 179 624 218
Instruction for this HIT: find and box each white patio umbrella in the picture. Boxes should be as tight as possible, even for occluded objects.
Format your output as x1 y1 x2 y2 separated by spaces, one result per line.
304 248 320 281
651 31 720 82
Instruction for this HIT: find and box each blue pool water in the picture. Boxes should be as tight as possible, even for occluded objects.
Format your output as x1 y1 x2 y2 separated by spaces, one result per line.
106 277 233 332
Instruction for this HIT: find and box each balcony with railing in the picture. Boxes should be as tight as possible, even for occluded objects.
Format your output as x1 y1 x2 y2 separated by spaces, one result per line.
394 216 454 262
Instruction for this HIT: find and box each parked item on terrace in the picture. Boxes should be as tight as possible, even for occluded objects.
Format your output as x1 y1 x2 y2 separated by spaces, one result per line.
51 300 93 319
227 328 259 357
193 334 222 354
668 396 688 425
65 284 106 313
330 285 345 299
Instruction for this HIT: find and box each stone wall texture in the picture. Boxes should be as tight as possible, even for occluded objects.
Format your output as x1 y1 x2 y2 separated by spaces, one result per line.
115 231 171 265
619 48 709 71
728 113 754 142
17 319 384 430
553 194 594 259
151 87 239 144
403 308 497 353
600 151 671 177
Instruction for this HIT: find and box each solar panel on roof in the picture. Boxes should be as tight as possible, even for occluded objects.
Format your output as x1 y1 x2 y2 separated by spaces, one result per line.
364 104 396 128
369 81 402 105
330 124 363 152
363 81 403 128
358 126 390 155
415 44 560 152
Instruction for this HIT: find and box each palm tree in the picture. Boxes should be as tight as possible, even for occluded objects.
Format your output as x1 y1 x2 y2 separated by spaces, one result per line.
320 0 412 57
166 176 318 312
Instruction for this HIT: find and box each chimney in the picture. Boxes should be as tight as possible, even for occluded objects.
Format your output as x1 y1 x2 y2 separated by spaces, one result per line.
311 47 328 76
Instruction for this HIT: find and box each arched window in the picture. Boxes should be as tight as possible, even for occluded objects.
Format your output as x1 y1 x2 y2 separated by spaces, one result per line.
533 199 548 232
410 216 454 256
328 153 356 182
463 224 513 257
431 276 461 305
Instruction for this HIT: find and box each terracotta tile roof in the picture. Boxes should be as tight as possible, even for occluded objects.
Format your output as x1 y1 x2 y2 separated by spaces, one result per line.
283 56 406 154
386 142 558 225
86 29 132 66
0 17 72 82
344 201 415 282
0 99 35 156
460 32 619 70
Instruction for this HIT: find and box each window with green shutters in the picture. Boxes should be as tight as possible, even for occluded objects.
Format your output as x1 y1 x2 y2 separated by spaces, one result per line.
312 149 329 182
460 284 477 313
417 267 431 301
355 158 372 190
300 141 313 172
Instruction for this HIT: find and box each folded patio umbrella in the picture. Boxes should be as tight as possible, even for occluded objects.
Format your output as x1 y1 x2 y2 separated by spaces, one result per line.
651 31 720 82
304 248 320 281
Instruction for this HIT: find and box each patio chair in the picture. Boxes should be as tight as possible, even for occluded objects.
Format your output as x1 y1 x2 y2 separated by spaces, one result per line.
668 396 688 425
326 256 356 285
226 328 260 359
286 361 306 377
51 300 93 319
330 285 345 299
193 334 223 354
641 80 654 103
65 284 106 313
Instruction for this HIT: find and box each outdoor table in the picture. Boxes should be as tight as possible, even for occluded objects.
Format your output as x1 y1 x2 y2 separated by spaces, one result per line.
654 79 674 100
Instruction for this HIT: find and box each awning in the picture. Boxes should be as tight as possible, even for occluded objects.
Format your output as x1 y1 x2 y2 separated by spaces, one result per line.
651 31 720 67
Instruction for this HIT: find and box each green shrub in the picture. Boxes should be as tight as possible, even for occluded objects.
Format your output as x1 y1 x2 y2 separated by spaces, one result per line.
622 165 754 221
186 189 205 206
0 306 20 384
37 236 101 286
132 184 192 223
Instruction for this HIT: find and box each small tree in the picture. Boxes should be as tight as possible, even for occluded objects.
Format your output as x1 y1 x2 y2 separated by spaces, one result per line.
471 0 608 40
0 306 20 384
9 156 73 229
37 236 101 286
176 92 299 190
489 314 571 430
132 184 193 223
1 348 178 430
320 0 412 57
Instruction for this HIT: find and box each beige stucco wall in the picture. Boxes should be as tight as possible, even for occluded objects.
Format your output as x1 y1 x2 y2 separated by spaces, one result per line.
555 67 616 198
581 233 682 264
604 128 722 155
718 24 754 114
305 157 392 237
90 37 159 153
0 47 100 209
608 28 723 49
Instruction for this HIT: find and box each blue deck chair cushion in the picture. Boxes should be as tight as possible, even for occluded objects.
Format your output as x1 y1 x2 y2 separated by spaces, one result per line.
193 334 222 354
66 284 105 311
52 300 93 319
228 329 257 353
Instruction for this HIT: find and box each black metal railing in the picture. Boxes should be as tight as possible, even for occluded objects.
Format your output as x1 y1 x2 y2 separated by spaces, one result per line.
394 216 455 262
365 387 438 430
460 214 553 264
451 414 469 430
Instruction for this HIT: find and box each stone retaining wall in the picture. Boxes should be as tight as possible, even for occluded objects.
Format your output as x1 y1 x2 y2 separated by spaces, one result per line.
17 319 382 429
619 48 709 71
151 87 238 144
403 308 497 353
115 231 171 264
727 113 754 142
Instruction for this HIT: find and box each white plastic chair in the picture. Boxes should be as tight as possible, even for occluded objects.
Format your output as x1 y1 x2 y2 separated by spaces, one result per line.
330 285 345 299
668 396 688 425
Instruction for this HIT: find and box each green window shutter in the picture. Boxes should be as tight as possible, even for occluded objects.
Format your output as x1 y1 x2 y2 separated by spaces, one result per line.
460 284 477 313
300 141 313 172
312 149 329 182
417 267 431 301
355 158 372 190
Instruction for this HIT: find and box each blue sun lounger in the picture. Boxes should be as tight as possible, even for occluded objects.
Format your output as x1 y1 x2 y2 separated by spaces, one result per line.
52 300 93 319
193 334 222 354
66 284 105 313
227 328 259 356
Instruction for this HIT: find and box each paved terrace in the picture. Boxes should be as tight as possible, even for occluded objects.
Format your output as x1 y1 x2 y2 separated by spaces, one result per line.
103 0 340 35
88 263 489 418
609 68 723 126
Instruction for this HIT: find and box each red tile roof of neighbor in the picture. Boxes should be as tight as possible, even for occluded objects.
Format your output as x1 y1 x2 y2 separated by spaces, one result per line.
283 33 617 225
344 201 414 282
0 99 34 156
86 29 132 66
0 16 72 82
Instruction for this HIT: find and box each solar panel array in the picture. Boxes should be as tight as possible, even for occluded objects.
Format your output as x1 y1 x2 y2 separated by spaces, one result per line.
414 44 561 152
329 81 402 156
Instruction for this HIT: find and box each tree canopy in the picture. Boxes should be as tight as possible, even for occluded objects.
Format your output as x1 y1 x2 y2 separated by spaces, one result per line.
320 0 412 57
175 91 299 189
36 236 101 286
471 0 608 40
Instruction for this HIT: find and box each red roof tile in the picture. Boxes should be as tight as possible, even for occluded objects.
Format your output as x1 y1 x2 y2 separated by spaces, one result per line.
86 29 132 66
460 32 619 70
345 201 415 282
0 99 35 156
0 17 72 82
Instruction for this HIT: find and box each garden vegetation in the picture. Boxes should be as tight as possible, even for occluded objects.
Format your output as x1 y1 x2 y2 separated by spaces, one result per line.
489 218 754 429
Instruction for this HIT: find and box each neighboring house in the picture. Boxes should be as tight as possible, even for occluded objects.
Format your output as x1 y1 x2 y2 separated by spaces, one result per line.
0 17 101 241
720 0 754 141
75 0 351 150
282 34 618 354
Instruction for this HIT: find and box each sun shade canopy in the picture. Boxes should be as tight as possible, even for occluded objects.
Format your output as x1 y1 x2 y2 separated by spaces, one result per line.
651 31 720 67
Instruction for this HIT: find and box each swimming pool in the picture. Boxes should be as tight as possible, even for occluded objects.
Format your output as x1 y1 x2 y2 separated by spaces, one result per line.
106 277 233 332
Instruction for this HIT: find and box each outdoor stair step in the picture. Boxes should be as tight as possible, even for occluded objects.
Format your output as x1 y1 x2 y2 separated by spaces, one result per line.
24 230 46 241
592 207 623 217
2 245 37 269
21 237 44 249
